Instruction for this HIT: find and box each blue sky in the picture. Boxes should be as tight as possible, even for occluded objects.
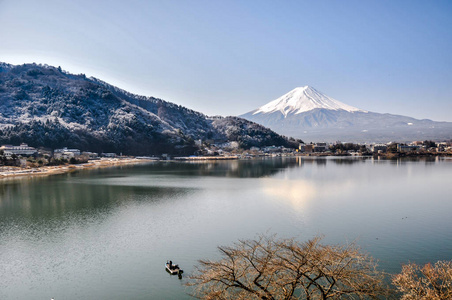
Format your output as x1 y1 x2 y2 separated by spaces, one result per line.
1 0 451 121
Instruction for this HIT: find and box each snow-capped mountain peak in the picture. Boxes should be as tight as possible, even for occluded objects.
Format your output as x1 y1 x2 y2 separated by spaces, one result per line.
253 86 366 117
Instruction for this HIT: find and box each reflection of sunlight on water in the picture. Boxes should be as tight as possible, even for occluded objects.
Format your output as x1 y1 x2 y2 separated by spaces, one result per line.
262 178 357 212
262 179 316 212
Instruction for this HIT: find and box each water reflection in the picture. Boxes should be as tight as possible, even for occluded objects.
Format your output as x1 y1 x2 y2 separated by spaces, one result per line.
133 157 376 178
141 158 302 178
262 179 316 211
2 157 445 220
0 175 192 220
261 177 359 212
1 157 451 299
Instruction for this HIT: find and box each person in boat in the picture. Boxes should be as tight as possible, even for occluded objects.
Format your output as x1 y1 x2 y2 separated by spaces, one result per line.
169 260 173 269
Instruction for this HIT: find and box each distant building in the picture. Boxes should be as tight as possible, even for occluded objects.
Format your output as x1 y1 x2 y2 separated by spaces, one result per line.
436 142 447 152
82 152 99 159
371 144 387 153
397 145 420 152
314 143 328 152
0 143 37 156
54 147 81 159
304 144 313 153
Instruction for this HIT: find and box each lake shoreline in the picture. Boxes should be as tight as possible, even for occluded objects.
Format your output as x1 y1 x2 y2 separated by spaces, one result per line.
2 152 451 179
0 157 157 179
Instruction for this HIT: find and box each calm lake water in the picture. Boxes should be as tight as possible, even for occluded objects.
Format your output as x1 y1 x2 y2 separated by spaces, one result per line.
1 157 451 299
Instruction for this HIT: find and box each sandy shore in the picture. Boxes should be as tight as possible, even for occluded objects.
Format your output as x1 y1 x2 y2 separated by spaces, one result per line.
0 158 157 179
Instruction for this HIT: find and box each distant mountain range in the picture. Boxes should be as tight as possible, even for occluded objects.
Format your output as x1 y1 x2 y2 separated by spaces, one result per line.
0 63 296 155
240 86 452 143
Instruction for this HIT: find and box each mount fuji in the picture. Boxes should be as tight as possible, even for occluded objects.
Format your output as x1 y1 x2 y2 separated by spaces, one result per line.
240 86 452 143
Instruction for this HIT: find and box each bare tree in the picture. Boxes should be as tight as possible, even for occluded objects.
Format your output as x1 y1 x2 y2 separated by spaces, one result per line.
392 261 452 300
187 235 391 299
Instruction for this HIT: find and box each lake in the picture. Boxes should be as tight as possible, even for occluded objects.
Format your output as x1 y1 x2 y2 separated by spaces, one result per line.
1 157 451 299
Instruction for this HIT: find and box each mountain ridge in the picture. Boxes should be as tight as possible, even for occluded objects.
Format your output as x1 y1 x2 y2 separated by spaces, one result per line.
0 62 297 155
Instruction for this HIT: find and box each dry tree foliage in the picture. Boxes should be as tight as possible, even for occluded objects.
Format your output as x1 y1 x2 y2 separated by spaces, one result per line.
392 260 452 300
187 235 391 300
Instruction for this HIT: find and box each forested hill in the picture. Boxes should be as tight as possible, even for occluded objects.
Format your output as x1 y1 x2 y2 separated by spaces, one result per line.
0 63 295 155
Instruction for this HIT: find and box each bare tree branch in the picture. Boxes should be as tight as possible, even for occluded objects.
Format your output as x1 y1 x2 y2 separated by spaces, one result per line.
187 234 392 299
393 261 452 300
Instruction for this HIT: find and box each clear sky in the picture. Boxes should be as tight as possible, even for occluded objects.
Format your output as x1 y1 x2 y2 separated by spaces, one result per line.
1 0 451 121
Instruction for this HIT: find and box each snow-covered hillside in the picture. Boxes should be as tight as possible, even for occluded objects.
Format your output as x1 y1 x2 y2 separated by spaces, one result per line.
0 63 295 154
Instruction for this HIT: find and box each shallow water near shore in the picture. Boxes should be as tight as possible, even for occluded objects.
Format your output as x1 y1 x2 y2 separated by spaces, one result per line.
1 157 451 299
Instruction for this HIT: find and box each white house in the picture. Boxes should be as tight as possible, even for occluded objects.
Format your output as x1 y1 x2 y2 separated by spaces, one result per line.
0 143 37 156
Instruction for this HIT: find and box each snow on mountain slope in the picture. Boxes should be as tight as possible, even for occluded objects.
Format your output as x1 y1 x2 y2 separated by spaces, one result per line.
253 86 366 117
0 62 296 154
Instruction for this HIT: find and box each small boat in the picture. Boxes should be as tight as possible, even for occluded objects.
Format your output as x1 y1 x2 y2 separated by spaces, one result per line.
166 260 183 275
